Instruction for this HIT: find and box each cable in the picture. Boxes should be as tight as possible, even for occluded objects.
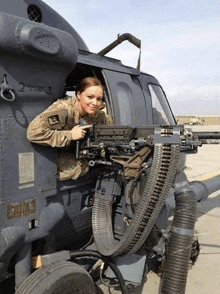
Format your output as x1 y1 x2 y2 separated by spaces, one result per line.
99 262 120 288
79 236 94 251
70 250 128 294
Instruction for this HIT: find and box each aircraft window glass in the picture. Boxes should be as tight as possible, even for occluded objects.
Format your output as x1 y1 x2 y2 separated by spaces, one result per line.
27 5 43 23
149 84 175 125
117 82 133 125
66 91 75 97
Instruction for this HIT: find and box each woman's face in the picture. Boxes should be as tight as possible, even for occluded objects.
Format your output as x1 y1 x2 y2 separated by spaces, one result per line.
77 86 103 116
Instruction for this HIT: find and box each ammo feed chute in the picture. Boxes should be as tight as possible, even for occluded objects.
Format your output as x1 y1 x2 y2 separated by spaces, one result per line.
92 128 180 256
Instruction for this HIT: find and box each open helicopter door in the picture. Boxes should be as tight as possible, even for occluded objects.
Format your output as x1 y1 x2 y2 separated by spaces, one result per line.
102 69 148 126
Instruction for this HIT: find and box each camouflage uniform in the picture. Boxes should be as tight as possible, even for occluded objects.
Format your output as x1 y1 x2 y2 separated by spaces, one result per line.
27 96 112 180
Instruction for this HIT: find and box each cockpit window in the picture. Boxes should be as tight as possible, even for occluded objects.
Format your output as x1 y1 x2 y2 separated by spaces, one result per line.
149 84 175 125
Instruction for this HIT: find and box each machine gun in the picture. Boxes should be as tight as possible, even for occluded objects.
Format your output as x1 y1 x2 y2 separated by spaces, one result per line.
77 124 220 164
74 124 220 292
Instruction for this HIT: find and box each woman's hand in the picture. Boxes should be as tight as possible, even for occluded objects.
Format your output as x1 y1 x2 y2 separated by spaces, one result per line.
70 125 91 140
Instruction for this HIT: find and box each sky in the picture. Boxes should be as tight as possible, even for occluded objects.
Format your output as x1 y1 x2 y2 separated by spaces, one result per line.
45 0 220 115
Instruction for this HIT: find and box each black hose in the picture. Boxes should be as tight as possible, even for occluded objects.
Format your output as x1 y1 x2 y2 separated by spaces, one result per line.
70 250 129 294
161 187 197 294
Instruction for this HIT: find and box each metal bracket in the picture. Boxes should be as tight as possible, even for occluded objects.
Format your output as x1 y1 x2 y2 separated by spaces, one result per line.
110 146 151 178
0 75 15 102
153 127 181 144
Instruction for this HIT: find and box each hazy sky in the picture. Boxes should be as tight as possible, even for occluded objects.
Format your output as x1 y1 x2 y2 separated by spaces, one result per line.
45 0 220 115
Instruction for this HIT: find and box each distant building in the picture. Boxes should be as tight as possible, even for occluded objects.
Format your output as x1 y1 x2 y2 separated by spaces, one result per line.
175 115 220 125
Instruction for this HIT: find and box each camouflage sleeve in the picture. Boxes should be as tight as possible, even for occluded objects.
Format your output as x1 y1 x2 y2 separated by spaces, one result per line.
27 100 73 147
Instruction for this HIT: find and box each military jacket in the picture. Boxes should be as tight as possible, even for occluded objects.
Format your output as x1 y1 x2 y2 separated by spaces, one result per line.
27 96 112 147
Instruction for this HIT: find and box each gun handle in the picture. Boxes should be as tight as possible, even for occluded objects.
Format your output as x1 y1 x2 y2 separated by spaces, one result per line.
76 141 80 159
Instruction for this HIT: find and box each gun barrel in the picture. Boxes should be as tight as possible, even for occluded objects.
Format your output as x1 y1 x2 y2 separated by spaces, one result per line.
194 131 220 144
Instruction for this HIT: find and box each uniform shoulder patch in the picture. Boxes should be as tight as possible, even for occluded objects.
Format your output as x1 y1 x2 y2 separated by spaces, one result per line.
42 109 68 129
48 115 60 125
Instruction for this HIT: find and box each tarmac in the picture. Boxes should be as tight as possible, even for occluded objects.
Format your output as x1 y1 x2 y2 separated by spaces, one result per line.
99 125 220 294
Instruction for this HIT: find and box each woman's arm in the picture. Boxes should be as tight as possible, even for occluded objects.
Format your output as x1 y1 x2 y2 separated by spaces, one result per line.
27 98 88 147
27 110 73 147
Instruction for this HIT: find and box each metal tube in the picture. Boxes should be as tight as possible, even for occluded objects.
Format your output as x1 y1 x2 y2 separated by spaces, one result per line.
15 243 32 290
190 175 220 202
98 33 141 56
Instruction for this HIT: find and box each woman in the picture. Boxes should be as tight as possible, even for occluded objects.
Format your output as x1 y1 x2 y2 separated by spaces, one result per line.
27 77 112 180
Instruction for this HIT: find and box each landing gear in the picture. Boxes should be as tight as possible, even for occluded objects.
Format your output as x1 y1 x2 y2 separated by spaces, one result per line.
15 260 97 294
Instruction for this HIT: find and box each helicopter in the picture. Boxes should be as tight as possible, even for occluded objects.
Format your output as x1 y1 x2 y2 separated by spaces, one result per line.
0 1 220 293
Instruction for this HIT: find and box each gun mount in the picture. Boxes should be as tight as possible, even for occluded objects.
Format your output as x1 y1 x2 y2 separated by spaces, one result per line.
0 1 219 294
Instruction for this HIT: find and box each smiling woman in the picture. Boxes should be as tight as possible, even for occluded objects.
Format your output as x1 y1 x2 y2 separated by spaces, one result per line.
27 77 112 180
76 77 104 116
